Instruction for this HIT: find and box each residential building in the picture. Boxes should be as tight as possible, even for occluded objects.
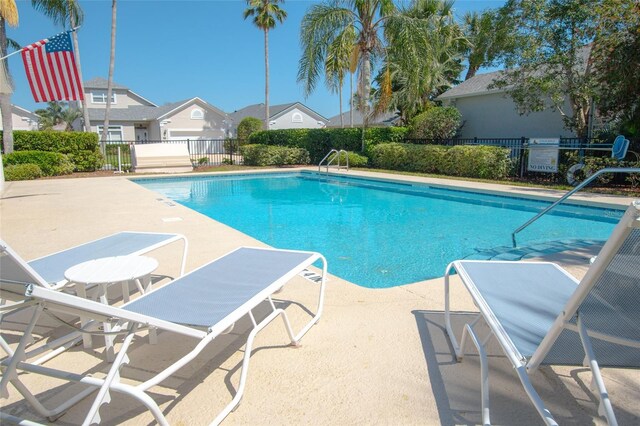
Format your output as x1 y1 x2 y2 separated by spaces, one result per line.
83 77 230 141
0 105 39 131
229 102 328 134
437 70 576 139
327 110 400 128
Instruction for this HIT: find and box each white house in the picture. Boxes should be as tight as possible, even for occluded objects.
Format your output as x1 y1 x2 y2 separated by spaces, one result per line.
83 77 230 141
229 102 328 134
0 105 39 131
437 71 576 139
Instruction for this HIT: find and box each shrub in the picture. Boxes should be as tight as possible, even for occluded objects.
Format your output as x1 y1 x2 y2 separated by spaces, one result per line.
248 127 409 162
408 107 462 140
4 164 43 181
4 150 74 176
370 143 510 179
7 130 103 171
236 117 264 141
240 144 311 166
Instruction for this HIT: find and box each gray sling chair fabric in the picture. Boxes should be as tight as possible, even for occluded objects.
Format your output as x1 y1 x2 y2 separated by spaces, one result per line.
444 200 640 426
0 232 188 362
0 243 327 426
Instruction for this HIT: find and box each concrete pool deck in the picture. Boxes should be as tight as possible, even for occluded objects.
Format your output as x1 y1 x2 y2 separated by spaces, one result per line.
1 169 638 425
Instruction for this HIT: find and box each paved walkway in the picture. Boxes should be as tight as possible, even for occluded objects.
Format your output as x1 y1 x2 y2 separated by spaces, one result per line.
1 169 638 425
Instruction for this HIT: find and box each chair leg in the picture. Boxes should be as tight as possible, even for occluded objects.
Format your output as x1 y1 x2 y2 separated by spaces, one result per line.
577 314 618 426
515 367 558 426
463 323 491 426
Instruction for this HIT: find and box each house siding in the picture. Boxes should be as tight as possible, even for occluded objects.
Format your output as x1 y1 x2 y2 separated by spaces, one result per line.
270 108 325 130
87 89 150 109
164 104 227 139
443 92 576 139
90 121 136 140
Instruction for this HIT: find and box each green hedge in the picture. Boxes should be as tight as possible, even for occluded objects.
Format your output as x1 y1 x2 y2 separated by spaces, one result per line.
370 143 511 179
4 150 74 176
240 144 311 166
248 127 408 163
5 130 103 171
329 151 369 168
4 164 43 181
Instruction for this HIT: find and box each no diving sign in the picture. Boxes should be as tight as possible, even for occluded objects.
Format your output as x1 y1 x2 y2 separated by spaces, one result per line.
528 138 560 172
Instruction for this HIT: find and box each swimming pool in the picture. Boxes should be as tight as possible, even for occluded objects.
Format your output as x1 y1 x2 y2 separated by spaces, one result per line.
135 172 624 288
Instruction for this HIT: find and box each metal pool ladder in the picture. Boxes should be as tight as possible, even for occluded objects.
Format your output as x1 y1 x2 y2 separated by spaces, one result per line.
318 149 349 173
511 167 640 247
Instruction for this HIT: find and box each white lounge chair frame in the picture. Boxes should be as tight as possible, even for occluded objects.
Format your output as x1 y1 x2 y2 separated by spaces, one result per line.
0 232 188 363
444 201 640 426
0 246 327 425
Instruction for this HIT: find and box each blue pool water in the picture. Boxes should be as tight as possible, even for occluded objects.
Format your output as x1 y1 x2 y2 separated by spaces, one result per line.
135 172 624 288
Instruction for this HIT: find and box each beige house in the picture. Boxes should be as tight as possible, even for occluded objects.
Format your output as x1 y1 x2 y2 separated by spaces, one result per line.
437 71 576 139
84 77 230 142
229 102 327 134
0 105 39 131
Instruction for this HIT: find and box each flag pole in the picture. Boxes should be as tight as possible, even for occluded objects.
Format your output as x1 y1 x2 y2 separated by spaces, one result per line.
0 27 81 61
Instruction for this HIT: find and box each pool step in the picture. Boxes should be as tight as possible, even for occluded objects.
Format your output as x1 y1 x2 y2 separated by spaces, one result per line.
465 238 605 261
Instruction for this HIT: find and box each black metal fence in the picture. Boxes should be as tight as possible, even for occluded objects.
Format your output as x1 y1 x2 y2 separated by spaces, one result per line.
102 139 244 171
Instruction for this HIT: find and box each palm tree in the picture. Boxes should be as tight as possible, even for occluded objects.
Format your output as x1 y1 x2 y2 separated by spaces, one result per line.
35 101 81 130
324 27 356 128
101 0 117 153
382 0 467 121
244 0 287 130
0 0 18 155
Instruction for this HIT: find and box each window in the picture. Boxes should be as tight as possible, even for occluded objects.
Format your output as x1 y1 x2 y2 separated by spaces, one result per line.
91 92 116 104
96 125 124 142
190 109 204 120
291 112 303 123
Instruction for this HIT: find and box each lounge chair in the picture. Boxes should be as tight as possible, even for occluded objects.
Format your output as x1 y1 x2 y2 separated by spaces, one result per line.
0 244 327 425
25 231 188 288
0 232 187 360
444 201 640 425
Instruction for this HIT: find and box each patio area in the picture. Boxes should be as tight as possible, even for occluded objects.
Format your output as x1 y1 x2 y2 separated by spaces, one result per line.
1 170 638 425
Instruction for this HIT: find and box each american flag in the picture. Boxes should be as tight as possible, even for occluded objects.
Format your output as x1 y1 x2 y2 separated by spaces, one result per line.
21 31 84 102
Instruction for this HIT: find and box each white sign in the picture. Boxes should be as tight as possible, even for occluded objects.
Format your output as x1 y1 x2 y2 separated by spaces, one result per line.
528 138 560 172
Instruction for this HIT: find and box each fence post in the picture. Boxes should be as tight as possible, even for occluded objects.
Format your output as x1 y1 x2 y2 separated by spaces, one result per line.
519 137 526 178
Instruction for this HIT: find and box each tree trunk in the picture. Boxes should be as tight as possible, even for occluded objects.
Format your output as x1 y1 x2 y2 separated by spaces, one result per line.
101 0 117 154
0 18 14 154
70 13 91 132
464 65 479 81
264 28 269 130
359 51 371 152
339 78 344 128
349 72 353 128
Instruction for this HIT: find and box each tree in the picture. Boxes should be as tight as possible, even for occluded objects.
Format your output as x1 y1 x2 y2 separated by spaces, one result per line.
237 116 263 140
35 101 81 130
0 0 18 155
382 0 467 122
460 9 513 81
591 0 640 136
491 0 599 138
324 26 356 128
244 0 287 130
101 0 117 152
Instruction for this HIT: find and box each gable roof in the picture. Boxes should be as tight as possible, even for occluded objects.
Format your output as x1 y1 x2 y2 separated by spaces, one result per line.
230 102 327 124
327 109 400 127
438 45 593 101
88 98 228 122
437 70 505 100
83 77 158 107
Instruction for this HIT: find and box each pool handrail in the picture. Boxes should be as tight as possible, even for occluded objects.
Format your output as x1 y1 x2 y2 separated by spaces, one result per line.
318 149 349 173
511 167 640 247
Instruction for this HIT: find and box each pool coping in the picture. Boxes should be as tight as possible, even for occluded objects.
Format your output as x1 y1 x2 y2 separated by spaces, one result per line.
128 166 636 209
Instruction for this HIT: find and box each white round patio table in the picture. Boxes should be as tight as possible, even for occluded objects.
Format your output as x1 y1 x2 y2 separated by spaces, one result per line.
64 255 158 361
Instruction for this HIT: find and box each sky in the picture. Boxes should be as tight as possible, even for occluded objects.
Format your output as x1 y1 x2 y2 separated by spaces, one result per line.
9 0 505 120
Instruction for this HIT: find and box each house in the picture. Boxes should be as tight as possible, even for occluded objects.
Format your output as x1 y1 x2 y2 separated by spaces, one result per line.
229 102 327 134
83 77 230 141
437 70 576 139
327 109 400 128
0 105 39 131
